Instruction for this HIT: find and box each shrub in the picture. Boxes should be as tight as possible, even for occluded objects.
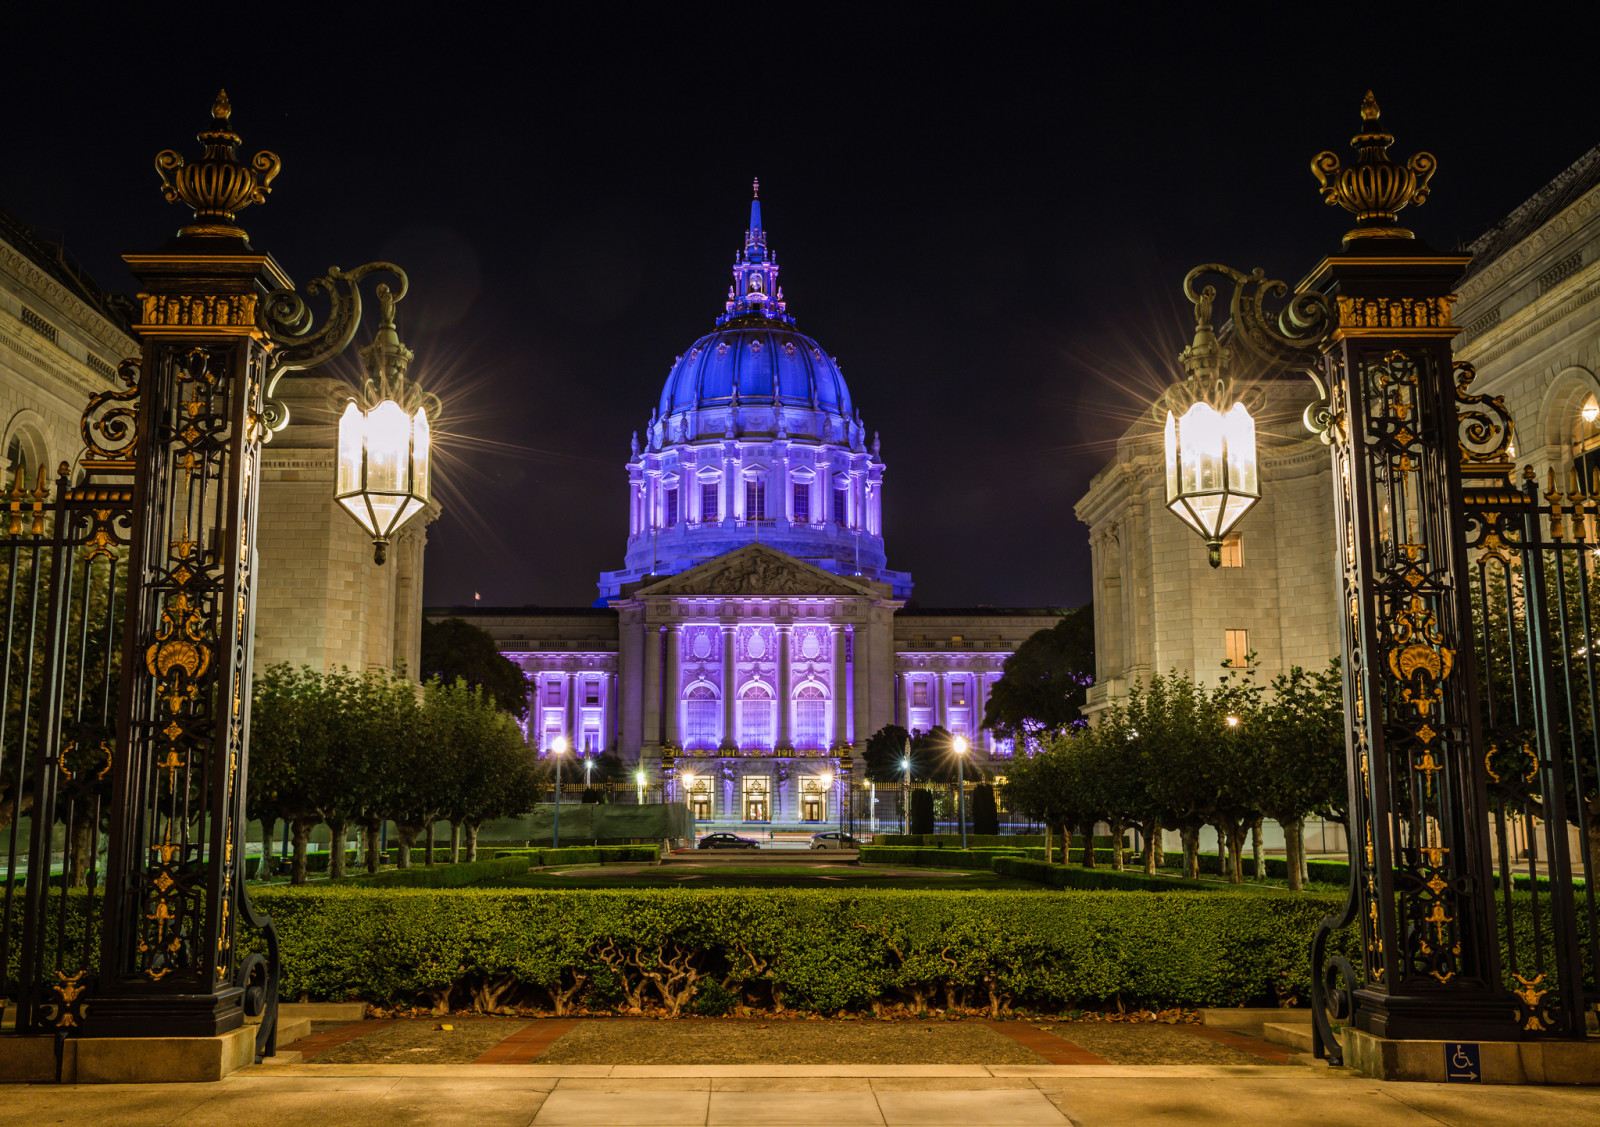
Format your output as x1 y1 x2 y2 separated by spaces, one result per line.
858 846 1030 870
909 791 934 835
971 786 1000 836
493 846 659 866
247 885 1356 1014
337 857 529 888
875 834 1112 850
993 856 1234 892
690 978 738 1016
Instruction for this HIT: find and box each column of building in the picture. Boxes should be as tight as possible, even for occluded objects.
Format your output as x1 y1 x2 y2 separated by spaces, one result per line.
664 623 681 747
776 623 792 751
851 624 870 754
721 624 737 749
831 624 847 748
643 625 662 751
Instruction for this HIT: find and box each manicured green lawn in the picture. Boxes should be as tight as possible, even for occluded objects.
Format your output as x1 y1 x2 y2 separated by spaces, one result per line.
480 864 1035 891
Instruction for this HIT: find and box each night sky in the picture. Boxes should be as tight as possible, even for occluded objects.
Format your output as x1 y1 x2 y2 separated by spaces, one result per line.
4 11 1597 610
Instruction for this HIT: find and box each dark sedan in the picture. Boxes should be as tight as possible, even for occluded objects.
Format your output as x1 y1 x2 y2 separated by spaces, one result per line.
696 832 761 850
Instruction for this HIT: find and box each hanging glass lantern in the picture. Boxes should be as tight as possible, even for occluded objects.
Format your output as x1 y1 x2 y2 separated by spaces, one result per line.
1161 286 1259 568
333 284 438 564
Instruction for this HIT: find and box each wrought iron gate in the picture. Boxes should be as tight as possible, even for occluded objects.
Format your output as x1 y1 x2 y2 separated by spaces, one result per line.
1465 461 1600 1035
0 359 279 1060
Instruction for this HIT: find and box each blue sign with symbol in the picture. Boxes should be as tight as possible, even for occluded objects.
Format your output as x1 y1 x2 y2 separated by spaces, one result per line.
1446 1042 1481 1083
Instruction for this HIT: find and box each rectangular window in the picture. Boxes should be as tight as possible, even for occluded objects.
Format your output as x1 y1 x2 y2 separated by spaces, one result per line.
792 482 809 522
912 681 928 707
1225 629 1250 667
665 488 679 526
833 486 847 526
1220 531 1243 568
950 682 966 706
584 680 600 705
746 480 766 520
701 482 719 522
795 699 827 748
545 680 561 705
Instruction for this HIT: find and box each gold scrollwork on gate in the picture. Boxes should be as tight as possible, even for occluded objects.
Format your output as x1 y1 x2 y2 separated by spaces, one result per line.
1388 591 1454 720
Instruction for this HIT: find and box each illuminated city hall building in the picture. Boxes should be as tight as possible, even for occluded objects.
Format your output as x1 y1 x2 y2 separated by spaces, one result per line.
436 190 1060 824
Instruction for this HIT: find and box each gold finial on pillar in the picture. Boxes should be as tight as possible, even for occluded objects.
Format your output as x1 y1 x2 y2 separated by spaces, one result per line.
1311 92 1436 245
154 90 281 239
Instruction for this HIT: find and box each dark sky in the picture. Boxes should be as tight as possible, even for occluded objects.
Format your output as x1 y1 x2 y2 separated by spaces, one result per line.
4 10 1598 610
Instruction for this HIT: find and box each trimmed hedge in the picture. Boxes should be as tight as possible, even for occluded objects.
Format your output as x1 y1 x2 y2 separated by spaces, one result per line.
859 846 1029 870
336 857 530 888
993 856 1247 893
249 885 1354 1013
246 849 358 879
493 846 660 866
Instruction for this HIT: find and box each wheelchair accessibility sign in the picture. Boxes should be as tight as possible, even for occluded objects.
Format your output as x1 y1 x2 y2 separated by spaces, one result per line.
1446 1042 1481 1083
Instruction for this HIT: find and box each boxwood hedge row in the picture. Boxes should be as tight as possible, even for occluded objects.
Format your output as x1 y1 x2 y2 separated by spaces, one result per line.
250 885 1351 1015
492 846 660 866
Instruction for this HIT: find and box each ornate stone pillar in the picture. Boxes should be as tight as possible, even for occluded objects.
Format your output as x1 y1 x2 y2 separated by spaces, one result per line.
664 623 681 747
643 625 662 752
720 623 737 750
775 623 793 750
851 625 869 750
830 624 848 748
937 671 948 732
565 671 578 750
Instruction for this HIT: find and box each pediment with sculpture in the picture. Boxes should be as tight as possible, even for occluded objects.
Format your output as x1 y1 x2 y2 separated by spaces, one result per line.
636 544 877 599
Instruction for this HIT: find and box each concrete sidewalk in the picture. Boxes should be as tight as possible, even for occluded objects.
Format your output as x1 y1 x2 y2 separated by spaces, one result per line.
3 1063 1597 1126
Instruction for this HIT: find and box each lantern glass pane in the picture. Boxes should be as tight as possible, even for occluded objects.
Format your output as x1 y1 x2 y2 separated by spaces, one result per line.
1177 402 1225 497
1222 403 1258 498
337 401 363 499
413 405 431 502
365 399 411 495
1163 410 1179 504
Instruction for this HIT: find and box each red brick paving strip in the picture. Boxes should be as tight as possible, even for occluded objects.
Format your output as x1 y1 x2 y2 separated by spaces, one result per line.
284 1018 396 1061
474 1020 577 1064
1172 1023 1294 1063
982 1021 1111 1064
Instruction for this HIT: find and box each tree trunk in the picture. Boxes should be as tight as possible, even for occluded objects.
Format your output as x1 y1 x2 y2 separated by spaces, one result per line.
1057 824 1072 866
1226 823 1245 884
395 823 419 869
66 805 93 888
424 819 436 866
1286 816 1305 892
1181 825 1200 879
364 821 381 874
1251 818 1264 880
1144 817 1162 874
465 821 480 862
258 816 276 881
1043 824 1052 865
1081 822 1097 868
290 817 317 886
1299 817 1311 886
450 821 461 863
327 818 348 879
1110 818 1125 871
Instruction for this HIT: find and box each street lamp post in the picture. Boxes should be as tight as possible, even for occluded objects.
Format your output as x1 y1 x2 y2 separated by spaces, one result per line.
636 768 646 805
1162 94 1528 1060
902 755 912 835
551 736 567 847
953 735 969 849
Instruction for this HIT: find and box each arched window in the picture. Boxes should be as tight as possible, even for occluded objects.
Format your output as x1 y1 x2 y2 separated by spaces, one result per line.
684 684 720 749
1574 394 1600 491
4 423 47 492
740 683 773 749
793 685 828 749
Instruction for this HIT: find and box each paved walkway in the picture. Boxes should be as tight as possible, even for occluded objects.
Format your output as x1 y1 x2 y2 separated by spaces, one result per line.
3 1064 1598 1125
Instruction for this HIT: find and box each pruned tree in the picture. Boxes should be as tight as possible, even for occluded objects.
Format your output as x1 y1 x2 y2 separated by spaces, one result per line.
982 603 1094 752
420 617 529 718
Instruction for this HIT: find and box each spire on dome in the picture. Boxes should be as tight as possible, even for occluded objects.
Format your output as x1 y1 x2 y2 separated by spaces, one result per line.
719 181 792 327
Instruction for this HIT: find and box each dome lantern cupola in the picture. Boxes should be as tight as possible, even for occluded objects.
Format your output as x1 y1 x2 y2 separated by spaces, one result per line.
720 179 791 327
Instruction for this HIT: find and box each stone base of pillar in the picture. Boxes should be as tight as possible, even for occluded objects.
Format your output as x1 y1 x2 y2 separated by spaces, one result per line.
0 1025 260 1083
1341 1027 1600 1084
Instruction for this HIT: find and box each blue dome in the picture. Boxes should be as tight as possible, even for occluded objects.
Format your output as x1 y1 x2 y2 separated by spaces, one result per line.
658 322 854 419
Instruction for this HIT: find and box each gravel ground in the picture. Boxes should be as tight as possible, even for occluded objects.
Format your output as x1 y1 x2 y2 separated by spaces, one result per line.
530 1018 1046 1065
1041 1021 1271 1065
309 1018 529 1064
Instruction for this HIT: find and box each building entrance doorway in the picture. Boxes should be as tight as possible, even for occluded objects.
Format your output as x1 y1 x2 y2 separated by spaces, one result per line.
688 782 712 821
742 776 770 822
801 795 823 822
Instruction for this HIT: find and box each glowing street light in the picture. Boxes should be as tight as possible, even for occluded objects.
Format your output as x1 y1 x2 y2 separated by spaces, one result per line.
550 736 568 847
902 753 913 836
334 284 438 565
1161 292 1258 568
636 768 646 805
1226 714 1241 728
953 734 970 849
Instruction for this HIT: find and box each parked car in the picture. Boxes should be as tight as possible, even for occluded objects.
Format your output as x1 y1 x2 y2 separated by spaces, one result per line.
697 832 761 850
810 831 860 850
